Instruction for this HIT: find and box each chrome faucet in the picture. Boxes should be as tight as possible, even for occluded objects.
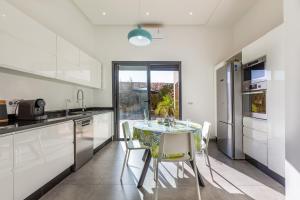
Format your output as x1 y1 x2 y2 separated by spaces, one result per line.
77 89 85 112
65 99 71 116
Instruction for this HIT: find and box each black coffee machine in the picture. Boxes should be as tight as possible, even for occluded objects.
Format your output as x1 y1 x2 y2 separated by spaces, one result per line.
17 99 48 120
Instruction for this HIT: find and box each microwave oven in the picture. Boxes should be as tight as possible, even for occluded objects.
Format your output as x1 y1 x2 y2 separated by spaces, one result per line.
243 56 266 85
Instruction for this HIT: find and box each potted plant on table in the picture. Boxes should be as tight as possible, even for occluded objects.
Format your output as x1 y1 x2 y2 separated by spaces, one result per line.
154 95 175 126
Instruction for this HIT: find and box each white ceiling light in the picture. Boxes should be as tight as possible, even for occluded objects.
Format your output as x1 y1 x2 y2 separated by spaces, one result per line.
101 11 107 16
1 13 6 17
189 11 193 16
145 12 150 16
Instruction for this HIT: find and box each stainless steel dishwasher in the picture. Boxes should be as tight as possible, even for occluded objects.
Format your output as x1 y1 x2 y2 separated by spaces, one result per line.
73 117 93 171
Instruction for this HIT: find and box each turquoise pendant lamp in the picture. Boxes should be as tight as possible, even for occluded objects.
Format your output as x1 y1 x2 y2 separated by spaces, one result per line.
128 25 152 46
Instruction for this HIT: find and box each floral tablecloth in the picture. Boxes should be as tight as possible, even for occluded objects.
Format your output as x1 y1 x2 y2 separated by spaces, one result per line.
132 120 202 158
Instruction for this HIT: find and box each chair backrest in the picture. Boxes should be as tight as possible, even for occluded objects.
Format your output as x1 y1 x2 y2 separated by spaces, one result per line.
158 132 195 160
122 121 133 148
202 121 211 149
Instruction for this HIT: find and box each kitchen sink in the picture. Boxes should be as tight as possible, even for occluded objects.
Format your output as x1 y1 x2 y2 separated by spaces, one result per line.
68 111 91 116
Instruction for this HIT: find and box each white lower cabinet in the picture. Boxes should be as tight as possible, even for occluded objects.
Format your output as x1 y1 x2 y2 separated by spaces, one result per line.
243 119 268 166
243 135 268 166
0 135 14 200
93 112 114 149
14 121 74 200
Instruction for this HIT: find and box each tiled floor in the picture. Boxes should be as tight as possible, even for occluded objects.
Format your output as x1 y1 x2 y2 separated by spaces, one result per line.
41 141 285 200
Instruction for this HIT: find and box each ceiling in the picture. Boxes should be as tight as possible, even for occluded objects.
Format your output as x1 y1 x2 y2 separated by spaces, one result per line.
73 0 258 27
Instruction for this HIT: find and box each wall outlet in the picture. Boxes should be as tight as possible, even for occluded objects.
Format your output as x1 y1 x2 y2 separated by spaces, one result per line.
187 101 194 105
6 99 20 114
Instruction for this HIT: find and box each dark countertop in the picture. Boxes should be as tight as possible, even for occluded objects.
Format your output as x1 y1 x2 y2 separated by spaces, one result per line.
0 107 113 136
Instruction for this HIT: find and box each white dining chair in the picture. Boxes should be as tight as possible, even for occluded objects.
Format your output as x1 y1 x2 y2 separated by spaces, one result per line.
154 132 201 200
201 121 213 180
120 121 148 181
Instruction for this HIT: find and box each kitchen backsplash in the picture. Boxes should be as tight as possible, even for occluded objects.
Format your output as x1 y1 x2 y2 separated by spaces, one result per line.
0 69 97 113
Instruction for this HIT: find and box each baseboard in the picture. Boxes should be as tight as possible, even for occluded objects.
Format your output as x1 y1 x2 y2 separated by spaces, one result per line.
93 137 113 154
25 167 72 200
245 154 285 186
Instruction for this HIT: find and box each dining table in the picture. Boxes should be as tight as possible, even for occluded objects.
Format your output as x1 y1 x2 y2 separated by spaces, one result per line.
132 120 205 188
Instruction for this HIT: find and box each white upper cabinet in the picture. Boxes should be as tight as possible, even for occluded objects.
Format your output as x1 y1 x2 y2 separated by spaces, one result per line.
0 135 14 200
0 1 102 88
57 36 81 83
0 0 57 78
56 37 102 88
79 50 102 88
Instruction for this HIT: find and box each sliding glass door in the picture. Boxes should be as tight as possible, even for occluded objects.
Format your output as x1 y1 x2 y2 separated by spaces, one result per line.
113 62 181 139
150 69 180 120
117 65 149 138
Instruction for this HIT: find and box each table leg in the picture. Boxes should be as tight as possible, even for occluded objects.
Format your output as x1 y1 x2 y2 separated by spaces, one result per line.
189 160 205 187
142 150 148 162
138 149 152 188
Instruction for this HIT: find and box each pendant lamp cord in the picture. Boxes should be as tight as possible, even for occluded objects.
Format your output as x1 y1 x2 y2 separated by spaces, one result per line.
137 0 141 28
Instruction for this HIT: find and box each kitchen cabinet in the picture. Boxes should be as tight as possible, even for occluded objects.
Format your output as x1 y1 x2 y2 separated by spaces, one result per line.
243 125 268 166
93 112 114 149
243 135 268 166
0 0 57 78
0 1 102 89
0 134 14 200
56 37 101 88
14 121 74 200
79 50 102 88
56 36 81 83
242 25 285 177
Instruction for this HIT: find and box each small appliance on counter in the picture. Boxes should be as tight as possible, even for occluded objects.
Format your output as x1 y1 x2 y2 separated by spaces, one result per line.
17 99 48 121
0 100 8 123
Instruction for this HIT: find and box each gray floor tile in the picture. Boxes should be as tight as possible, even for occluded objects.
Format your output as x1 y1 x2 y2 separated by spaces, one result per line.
40 141 285 200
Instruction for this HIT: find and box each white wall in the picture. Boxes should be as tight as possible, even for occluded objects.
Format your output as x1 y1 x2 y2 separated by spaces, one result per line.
0 0 98 111
94 26 234 136
284 0 300 198
233 0 283 52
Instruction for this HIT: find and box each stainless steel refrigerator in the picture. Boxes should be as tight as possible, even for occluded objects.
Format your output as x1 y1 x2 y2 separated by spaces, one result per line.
216 60 244 159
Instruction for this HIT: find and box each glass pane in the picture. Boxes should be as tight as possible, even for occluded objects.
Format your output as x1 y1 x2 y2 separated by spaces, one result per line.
118 65 148 138
150 70 180 119
250 92 266 114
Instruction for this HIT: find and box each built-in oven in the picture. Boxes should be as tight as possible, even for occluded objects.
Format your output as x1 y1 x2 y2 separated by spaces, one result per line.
242 56 267 120
242 82 267 120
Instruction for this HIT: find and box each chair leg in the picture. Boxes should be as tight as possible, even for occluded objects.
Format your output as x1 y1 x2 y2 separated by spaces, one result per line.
203 150 208 166
205 150 214 181
182 162 185 178
127 149 131 166
155 161 159 200
193 159 202 200
177 162 179 178
153 158 157 181
120 149 128 181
